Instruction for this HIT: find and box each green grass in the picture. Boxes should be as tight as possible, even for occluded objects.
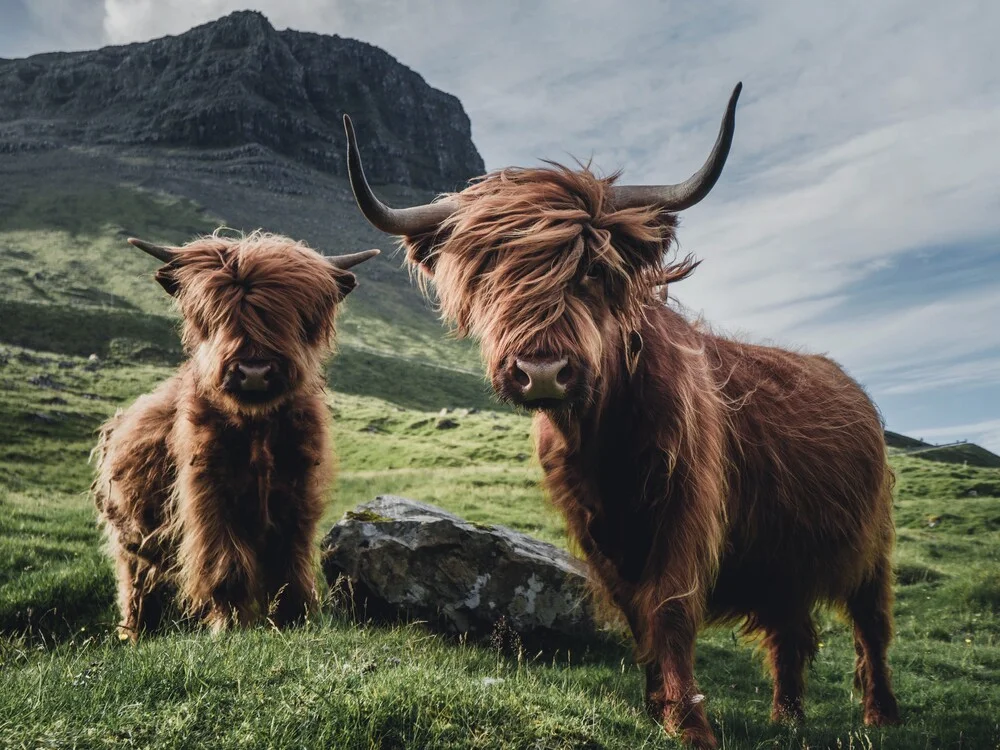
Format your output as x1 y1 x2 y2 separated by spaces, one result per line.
2 346 999 749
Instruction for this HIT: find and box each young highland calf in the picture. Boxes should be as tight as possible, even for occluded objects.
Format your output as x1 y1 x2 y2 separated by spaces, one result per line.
92 232 377 637
344 83 900 748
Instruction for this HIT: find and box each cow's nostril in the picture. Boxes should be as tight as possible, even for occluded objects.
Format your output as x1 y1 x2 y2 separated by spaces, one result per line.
556 363 573 386
236 361 274 392
513 366 531 388
513 357 570 403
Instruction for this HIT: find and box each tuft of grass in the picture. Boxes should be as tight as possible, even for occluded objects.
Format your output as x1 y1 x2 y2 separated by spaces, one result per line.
894 562 947 587
962 571 1000 613
343 509 393 524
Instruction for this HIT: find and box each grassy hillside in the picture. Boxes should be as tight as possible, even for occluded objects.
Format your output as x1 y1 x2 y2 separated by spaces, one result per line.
0 151 484 370
1 346 999 749
904 442 1000 470
0 173 494 411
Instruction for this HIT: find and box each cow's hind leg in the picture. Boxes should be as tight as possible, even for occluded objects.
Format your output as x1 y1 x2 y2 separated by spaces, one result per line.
761 610 818 723
847 562 900 726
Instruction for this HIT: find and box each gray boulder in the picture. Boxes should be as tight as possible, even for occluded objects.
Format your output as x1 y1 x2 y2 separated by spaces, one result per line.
320 496 597 642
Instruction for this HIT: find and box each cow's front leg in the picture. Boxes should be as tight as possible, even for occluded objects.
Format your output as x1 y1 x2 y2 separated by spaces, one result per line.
650 601 715 749
203 564 258 632
176 504 259 631
263 528 318 628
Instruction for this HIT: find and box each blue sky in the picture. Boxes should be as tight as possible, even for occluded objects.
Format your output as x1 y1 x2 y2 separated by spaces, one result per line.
2 0 998 450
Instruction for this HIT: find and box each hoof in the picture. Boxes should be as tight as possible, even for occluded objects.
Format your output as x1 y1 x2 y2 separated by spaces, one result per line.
771 704 805 725
678 727 719 749
864 709 902 727
863 694 901 727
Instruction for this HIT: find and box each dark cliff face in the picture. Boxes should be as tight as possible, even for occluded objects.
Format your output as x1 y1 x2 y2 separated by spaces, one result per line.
0 10 484 190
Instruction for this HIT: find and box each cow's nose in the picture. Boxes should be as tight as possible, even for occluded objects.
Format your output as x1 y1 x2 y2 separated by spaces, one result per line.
513 357 573 401
236 361 274 392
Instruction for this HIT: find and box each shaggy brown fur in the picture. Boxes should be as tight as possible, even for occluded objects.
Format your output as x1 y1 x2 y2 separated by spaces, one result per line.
400 166 900 748
92 232 359 637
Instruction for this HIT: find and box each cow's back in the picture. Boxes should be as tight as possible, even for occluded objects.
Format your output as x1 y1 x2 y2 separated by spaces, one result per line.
703 334 893 619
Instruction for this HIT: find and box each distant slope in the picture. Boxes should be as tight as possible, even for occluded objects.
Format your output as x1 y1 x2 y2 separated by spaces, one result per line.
885 431 932 450
885 431 1000 469
0 149 491 410
904 442 1000 470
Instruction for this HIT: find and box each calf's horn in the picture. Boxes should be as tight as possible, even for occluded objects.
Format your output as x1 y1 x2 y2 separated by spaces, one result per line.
327 248 381 269
610 82 742 212
343 115 458 236
127 237 178 264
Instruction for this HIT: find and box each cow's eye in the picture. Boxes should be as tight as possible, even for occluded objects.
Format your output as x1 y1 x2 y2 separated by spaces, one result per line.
584 265 602 282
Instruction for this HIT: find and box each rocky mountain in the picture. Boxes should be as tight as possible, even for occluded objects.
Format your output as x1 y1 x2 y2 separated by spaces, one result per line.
0 10 483 190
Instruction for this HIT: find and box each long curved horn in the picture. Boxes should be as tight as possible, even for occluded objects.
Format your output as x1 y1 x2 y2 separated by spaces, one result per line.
127 237 178 263
611 82 742 212
327 248 381 270
343 115 458 236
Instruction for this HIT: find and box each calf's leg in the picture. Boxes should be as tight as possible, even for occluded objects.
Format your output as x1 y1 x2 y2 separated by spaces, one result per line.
113 545 169 641
109 530 169 642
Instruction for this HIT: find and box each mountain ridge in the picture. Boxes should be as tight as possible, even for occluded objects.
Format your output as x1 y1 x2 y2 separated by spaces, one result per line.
0 10 483 190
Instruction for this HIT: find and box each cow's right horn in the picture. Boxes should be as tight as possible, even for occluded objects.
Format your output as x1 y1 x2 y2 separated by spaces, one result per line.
343 115 458 236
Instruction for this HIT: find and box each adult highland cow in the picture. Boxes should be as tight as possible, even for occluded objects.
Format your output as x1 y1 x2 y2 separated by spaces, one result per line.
343 83 900 748
92 232 378 638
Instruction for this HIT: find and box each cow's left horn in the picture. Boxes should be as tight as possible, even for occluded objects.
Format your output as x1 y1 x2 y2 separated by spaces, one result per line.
610 82 742 212
127 237 178 263
327 248 381 269
344 115 458 236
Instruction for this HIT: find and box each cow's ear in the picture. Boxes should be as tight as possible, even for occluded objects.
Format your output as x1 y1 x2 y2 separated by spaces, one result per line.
334 270 358 299
402 230 447 278
154 265 181 296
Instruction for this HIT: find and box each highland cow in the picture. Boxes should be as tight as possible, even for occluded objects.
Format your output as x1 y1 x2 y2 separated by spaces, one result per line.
343 83 900 748
92 232 378 638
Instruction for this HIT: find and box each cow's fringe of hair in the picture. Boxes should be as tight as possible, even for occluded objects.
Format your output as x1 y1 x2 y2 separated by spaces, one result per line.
401 165 697 368
169 229 349 353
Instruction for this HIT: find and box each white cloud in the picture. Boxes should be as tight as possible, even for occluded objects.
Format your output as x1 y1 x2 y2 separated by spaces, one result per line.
877 358 1000 397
